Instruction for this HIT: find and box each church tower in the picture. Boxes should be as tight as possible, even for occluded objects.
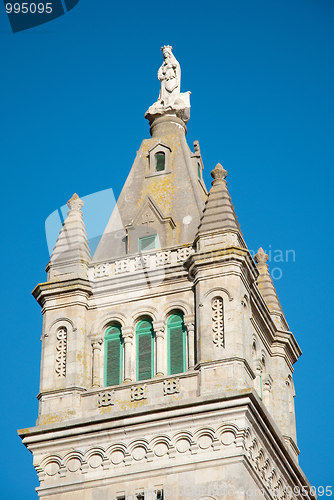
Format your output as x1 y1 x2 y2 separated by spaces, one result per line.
19 47 313 500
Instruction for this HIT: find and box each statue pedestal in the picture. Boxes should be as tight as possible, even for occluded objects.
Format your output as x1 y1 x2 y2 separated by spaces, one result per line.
149 114 187 138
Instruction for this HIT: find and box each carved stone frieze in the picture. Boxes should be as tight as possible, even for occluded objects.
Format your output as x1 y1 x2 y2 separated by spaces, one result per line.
36 422 244 481
163 378 180 395
114 259 130 274
94 263 111 278
177 246 194 262
212 297 224 348
244 427 303 500
131 385 147 401
155 251 171 266
98 391 115 407
91 244 194 281
55 328 67 378
35 420 306 500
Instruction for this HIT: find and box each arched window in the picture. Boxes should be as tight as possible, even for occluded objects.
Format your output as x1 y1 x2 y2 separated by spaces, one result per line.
136 319 154 381
155 151 165 172
167 312 186 375
104 324 123 387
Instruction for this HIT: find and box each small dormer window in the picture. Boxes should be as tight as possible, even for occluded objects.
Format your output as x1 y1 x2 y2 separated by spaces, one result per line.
197 162 201 179
155 152 165 172
147 143 171 177
139 234 157 252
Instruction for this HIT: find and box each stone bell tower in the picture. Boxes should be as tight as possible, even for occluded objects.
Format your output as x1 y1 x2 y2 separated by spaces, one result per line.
19 47 312 500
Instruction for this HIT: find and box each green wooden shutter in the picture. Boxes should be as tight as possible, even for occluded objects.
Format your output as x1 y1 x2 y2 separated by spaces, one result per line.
106 338 121 386
138 332 152 380
168 313 186 375
104 325 122 387
136 320 154 381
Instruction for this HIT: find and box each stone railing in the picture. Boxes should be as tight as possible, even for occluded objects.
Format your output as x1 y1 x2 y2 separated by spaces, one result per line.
90 245 194 281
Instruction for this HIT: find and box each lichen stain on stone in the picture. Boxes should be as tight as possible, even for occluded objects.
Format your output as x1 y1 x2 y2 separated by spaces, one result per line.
17 427 30 435
137 134 181 214
99 406 113 415
39 410 76 426
119 399 149 411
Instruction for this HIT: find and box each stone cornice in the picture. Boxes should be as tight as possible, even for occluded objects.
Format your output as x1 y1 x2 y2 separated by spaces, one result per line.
272 330 302 367
250 283 301 367
32 278 92 307
185 246 259 284
18 389 312 498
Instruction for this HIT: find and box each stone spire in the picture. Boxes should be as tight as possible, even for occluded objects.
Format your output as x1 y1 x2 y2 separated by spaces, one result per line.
195 164 244 250
48 193 91 280
254 247 283 312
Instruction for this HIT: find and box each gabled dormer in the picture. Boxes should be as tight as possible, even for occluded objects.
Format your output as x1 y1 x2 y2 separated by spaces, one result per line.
146 142 172 177
126 195 176 253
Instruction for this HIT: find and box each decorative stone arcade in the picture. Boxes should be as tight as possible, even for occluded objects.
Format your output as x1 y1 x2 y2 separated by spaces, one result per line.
19 47 311 500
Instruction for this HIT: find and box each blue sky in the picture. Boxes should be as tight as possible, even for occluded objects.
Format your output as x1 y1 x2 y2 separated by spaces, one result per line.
1 0 333 497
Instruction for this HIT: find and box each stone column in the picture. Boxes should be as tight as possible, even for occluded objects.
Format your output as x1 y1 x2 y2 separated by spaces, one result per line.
122 326 134 382
153 321 165 376
184 316 195 370
91 339 103 387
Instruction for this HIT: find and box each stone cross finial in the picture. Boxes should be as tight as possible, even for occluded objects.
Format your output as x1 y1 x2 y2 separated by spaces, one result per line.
67 193 84 211
211 163 228 182
254 247 269 265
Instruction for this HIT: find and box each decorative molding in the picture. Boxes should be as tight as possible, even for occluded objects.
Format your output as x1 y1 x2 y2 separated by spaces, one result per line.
36 421 307 499
122 326 134 343
94 263 111 279
91 244 194 281
134 255 150 271
212 297 224 348
177 246 194 262
163 378 180 395
204 287 233 302
98 391 115 407
55 328 67 378
35 422 243 481
114 259 130 275
155 251 171 267
263 374 273 392
244 427 302 500
131 385 147 401
46 318 76 338
153 321 165 338
91 339 103 350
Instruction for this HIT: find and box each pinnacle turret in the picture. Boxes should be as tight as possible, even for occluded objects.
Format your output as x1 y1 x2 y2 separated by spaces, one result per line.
254 247 282 312
48 193 91 279
195 164 244 251
197 164 240 234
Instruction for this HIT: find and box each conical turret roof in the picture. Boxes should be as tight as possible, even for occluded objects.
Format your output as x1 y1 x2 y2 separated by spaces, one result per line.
254 247 283 312
50 193 91 270
197 163 241 235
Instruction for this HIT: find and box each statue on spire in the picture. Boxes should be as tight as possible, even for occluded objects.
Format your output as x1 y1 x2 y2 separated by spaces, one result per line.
158 45 181 104
145 46 191 125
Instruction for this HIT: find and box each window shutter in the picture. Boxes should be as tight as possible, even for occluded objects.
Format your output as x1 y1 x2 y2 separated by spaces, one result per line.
168 313 186 375
106 337 121 386
138 332 152 381
169 325 184 375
